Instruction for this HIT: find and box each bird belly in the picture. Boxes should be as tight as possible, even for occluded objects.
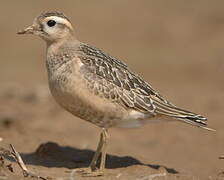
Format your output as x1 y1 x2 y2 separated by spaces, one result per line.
115 110 151 128
48 72 127 128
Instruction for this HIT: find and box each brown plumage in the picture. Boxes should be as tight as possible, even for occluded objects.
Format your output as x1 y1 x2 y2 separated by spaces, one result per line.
77 43 209 129
18 11 214 177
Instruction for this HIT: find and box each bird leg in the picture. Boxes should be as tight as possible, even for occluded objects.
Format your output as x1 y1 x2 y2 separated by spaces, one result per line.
89 129 105 171
99 128 108 172
77 128 108 176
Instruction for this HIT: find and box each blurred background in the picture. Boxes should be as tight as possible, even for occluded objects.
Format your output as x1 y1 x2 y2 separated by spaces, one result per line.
0 0 224 179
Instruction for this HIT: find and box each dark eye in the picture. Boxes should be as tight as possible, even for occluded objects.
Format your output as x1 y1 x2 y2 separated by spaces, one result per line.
47 20 56 27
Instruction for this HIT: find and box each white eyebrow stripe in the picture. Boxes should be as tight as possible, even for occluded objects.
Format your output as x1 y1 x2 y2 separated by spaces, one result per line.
45 16 73 30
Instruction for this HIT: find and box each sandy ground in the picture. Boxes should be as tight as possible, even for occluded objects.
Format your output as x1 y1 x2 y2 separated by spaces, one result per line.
0 1 224 179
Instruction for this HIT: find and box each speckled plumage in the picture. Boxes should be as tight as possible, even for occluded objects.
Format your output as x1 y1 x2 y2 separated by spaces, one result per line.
44 39 209 129
18 11 213 176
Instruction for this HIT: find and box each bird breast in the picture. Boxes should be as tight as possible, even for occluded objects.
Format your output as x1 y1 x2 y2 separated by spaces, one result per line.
46 55 128 128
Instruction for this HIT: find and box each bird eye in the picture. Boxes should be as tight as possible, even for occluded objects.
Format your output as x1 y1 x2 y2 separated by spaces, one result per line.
47 20 56 27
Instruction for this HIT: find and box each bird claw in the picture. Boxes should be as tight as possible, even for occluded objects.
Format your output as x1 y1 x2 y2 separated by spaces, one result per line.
75 168 104 177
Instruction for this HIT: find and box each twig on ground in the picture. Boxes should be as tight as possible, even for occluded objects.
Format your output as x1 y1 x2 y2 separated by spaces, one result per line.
0 144 47 180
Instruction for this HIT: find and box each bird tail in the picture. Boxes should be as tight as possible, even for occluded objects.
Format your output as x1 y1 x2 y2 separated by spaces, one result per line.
153 99 215 131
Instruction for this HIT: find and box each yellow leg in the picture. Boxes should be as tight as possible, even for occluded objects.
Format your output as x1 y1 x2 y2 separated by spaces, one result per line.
99 129 108 172
77 128 108 177
89 129 104 171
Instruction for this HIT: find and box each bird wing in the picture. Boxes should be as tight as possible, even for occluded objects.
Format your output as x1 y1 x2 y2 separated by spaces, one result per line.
78 43 168 114
77 43 210 130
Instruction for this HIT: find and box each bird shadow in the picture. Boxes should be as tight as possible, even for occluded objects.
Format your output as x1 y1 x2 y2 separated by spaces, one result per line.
6 142 178 174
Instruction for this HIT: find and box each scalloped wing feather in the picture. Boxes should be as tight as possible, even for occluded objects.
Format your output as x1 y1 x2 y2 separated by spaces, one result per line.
77 43 210 130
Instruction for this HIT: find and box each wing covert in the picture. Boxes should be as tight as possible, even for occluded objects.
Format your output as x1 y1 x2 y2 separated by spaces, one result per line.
78 43 169 113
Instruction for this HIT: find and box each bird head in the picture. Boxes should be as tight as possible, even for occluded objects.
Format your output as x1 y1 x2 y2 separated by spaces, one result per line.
18 11 74 43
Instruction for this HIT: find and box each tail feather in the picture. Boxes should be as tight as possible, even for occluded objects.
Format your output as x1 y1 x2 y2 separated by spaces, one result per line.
153 98 215 131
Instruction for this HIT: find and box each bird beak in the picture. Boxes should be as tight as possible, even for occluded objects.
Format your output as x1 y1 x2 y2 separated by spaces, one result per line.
17 25 36 35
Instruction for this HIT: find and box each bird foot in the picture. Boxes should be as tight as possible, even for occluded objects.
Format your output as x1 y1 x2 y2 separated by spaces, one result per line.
75 168 104 177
